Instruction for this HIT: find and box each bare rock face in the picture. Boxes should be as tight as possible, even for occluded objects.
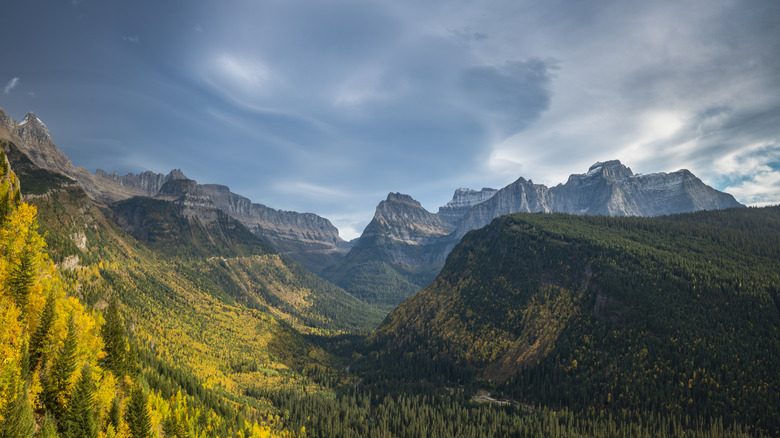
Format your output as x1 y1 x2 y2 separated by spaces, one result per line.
152 181 350 273
196 184 350 272
96 168 188 197
369 193 454 245
0 110 155 202
354 193 454 268
0 108 18 135
17 113 76 177
321 193 456 307
437 188 497 227
454 178 554 238
454 160 743 238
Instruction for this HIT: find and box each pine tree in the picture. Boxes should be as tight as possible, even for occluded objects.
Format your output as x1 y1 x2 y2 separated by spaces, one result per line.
19 342 31 382
0 381 35 438
29 291 57 373
108 396 121 432
0 148 20 222
61 364 98 438
38 413 60 438
8 240 35 313
125 343 140 377
124 382 151 438
99 297 127 376
39 413 60 438
40 313 78 421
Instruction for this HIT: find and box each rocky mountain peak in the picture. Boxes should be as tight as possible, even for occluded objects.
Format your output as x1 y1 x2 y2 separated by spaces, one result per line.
0 108 17 133
374 193 434 223
95 168 190 198
157 179 200 199
19 112 48 137
14 112 76 178
585 160 633 180
167 169 187 180
18 113 53 144
368 193 454 245
385 192 421 206
438 187 498 227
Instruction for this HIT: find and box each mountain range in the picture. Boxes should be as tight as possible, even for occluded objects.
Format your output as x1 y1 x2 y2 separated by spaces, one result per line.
0 107 743 311
323 160 743 308
0 108 351 275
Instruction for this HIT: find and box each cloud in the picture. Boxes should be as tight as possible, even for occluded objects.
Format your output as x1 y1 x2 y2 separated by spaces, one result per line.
458 59 556 138
275 181 354 202
718 142 780 205
3 77 20 94
448 27 488 43
2 0 778 226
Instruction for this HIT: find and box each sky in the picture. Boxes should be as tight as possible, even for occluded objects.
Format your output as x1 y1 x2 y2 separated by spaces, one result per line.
1 0 778 240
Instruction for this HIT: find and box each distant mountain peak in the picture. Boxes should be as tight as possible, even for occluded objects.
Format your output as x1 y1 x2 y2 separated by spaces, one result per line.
385 192 421 205
438 187 498 227
167 169 188 180
19 112 52 138
584 160 633 179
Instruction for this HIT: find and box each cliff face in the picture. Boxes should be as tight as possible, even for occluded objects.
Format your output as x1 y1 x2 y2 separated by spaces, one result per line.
96 168 188 197
437 188 497 227
368 193 454 246
195 184 350 274
454 160 744 238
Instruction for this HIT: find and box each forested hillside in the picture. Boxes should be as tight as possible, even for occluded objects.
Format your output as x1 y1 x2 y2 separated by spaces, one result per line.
0 147 299 436
370 208 780 436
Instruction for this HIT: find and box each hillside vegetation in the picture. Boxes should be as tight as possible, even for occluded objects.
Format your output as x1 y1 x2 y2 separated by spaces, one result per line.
0 142 379 437
371 209 780 435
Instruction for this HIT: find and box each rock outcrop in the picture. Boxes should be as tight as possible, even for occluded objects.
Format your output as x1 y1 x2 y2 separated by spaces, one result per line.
437 188 497 227
321 193 455 308
96 168 188 197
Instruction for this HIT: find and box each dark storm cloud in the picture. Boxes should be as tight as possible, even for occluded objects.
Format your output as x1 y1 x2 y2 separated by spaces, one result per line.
458 60 556 137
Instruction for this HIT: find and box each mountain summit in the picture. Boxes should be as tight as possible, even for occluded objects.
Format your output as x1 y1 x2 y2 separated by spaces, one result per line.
455 160 742 237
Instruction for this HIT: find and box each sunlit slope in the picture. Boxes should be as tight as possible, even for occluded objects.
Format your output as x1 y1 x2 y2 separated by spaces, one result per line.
110 195 383 331
5 139 361 397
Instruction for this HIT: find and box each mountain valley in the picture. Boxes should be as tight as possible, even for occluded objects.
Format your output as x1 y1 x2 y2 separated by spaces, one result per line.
0 106 776 437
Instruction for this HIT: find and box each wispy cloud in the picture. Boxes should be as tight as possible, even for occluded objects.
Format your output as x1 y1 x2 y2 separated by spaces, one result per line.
3 77 20 94
719 142 780 206
123 36 140 43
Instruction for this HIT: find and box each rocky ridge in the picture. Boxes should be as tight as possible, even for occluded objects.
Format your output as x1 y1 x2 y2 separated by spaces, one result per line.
0 107 349 273
454 160 743 238
96 168 188 197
